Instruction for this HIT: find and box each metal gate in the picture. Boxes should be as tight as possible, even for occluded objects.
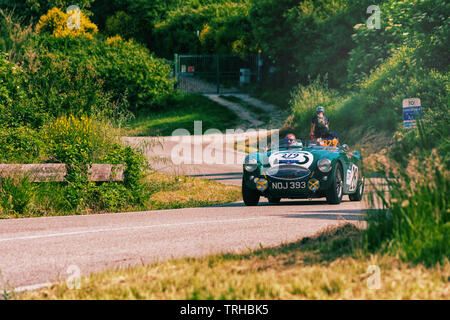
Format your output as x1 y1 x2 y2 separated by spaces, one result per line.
174 54 262 94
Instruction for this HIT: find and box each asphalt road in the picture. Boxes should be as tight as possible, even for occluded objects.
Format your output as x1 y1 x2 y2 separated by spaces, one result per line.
0 134 366 292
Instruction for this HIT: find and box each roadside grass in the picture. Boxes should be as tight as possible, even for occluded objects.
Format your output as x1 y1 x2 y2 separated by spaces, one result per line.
17 224 450 300
0 172 241 219
365 149 449 267
144 172 241 210
122 94 239 137
219 95 271 123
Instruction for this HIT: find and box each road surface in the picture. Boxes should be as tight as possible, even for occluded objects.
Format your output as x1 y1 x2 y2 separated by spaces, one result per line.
0 134 366 292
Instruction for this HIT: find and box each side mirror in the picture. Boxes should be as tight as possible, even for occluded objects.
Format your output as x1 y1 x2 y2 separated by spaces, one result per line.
342 144 349 152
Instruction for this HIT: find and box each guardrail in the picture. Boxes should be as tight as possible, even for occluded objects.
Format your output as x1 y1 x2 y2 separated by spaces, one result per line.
0 164 124 182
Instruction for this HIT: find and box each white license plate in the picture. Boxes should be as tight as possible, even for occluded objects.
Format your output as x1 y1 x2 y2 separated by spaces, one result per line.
271 181 306 190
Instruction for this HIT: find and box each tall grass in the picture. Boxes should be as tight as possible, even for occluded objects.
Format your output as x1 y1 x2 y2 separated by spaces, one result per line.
366 123 449 266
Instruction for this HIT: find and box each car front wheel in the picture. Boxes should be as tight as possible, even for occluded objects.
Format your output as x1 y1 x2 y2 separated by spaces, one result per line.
242 179 260 206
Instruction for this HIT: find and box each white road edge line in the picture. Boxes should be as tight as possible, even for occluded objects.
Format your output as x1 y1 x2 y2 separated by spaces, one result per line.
0 217 271 243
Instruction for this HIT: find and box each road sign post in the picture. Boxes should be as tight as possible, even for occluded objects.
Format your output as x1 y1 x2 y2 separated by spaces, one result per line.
402 98 422 128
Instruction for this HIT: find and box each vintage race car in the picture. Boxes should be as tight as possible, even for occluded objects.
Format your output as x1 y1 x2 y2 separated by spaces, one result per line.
242 140 364 205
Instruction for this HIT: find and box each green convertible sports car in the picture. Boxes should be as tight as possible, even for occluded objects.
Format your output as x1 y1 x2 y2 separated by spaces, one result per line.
242 139 364 206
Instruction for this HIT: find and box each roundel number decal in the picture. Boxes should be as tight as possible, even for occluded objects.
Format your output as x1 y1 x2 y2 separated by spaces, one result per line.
269 151 313 168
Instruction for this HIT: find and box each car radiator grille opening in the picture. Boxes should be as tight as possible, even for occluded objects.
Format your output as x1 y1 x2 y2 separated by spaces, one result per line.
264 165 311 180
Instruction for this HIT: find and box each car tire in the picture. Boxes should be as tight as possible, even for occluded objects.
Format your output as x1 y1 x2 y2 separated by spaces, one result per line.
349 176 364 202
326 162 343 205
242 179 260 206
268 196 281 204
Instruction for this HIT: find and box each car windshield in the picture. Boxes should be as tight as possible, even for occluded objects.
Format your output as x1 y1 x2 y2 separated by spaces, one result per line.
306 139 340 148
265 140 303 152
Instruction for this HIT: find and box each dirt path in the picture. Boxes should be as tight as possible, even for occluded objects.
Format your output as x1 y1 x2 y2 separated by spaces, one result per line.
205 94 287 130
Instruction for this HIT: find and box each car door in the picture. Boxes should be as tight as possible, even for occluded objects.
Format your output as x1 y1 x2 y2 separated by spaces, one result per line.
339 148 359 194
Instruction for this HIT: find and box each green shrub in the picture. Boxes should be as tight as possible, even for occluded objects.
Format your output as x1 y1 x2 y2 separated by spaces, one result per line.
347 0 449 85
0 53 47 128
104 11 137 40
44 115 114 165
153 1 252 57
29 49 110 117
97 37 175 111
42 115 148 211
93 182 132 212
0 126 45 163
34 35 174 112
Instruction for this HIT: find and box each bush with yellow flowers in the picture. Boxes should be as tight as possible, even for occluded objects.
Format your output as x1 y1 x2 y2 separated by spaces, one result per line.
36 7 98 39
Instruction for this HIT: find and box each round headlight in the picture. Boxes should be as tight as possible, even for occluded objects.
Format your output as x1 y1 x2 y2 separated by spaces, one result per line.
244 158 258 172
317 159 332 173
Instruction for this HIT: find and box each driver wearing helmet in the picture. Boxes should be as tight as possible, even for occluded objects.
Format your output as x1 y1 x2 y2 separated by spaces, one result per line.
310 106 329 141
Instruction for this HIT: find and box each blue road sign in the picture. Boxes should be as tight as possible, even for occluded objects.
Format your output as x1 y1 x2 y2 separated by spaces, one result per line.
402 98 422 128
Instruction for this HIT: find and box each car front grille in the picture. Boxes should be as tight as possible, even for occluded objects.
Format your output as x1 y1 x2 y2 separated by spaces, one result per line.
264 164 311 180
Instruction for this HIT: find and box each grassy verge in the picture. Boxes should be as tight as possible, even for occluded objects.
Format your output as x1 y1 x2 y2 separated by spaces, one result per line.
144 172 241 210
17 224 449 299
0 172 241 219
122 94 239 137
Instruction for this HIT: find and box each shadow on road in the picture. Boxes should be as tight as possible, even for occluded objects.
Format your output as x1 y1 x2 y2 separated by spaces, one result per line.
211 199 361 208
279 213 365 221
